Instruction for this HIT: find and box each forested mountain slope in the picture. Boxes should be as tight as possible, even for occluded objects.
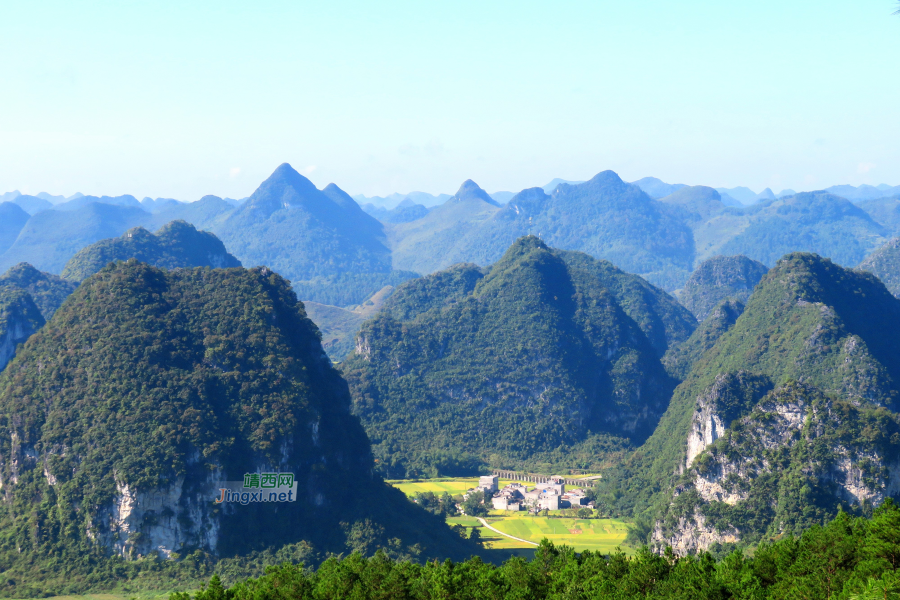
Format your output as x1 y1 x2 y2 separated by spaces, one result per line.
148 195 236 231
388 180 502 275
342 236 696 477
677 255 768 320
0 261 478 594
715 192 887 267
0 202 150 274
859 196 900 236
657 186 731 222
600 253 900 553
0 262 78 320
62 220 241 281
661 299 744 380
0 203 29 255
0 287 43 371
389 172 697 290
858 237 900 297
213 163 417 306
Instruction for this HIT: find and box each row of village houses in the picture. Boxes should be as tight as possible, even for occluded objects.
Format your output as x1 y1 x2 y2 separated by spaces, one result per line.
466 475 594 512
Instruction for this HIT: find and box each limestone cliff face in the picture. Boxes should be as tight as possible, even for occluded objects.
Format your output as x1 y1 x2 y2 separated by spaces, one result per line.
651 504 739 555
0 288 44 372
90 474 221 559
682 371 772 472
655 381 900 554
0 264 376 560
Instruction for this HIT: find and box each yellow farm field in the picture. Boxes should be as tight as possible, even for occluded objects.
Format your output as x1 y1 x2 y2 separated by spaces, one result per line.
387 477 530 498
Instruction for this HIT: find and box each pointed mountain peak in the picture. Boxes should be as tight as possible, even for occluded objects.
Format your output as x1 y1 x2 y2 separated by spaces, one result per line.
271 162 300 178
453 180 498 205
258 163 318 194
244 163 323 212
321 182 365 212
322 182 353 202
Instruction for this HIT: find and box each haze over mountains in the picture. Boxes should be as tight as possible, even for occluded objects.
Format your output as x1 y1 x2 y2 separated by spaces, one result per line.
4 161 900 593
2 166 897 290
3 163 898 366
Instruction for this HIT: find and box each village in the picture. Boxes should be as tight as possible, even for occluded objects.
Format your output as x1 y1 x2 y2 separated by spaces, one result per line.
465 475 595 513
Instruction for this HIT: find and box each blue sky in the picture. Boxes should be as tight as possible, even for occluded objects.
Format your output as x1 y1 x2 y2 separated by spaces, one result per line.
1 0 898 200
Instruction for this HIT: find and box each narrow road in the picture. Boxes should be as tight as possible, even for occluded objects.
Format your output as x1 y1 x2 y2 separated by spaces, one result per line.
476 517 539 547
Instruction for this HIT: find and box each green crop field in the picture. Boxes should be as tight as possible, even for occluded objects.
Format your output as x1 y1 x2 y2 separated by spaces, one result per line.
446 514 630 554
487 515 630 553
390 478 628 554
30 594 172 600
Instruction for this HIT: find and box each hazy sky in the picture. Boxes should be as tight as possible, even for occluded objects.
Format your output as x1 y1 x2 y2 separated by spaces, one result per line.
1 0 898 200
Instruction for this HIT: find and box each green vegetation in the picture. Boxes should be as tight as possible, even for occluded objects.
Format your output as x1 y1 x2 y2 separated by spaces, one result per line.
655 381 900 550
600 252 900 543
0 261 480 597
858 237 900 297
657 185 730 223
0 262 76 320
662 299 743 380
61 220 241 282
677 255 767 321
859 196 900 236
387 180 503 276
0 286 44 370
167 501 900 600
716 192 888 267
389 478 483 498
148 195 235 232
488 515 630 553
343 236 696 478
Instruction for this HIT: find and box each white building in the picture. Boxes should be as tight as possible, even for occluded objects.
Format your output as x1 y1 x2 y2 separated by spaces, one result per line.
479 475 499 494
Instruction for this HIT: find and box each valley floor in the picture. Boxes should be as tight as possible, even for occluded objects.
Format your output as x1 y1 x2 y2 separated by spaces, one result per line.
389 477 632 556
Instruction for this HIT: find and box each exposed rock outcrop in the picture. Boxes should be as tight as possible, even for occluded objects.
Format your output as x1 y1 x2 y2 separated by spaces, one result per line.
655 382 900 554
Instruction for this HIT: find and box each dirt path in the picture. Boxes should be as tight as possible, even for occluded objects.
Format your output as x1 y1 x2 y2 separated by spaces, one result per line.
476 517 539 546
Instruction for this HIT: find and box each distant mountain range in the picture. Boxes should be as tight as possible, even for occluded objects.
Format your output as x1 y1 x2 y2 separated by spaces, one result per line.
6 165 900 583
388 173 696 290
2 168 898 313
